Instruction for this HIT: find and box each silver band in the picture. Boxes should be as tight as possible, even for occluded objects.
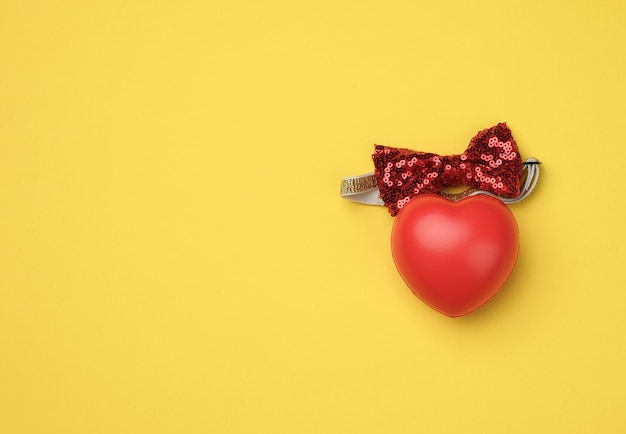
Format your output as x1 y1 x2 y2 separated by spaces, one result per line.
340 158 540 205
338 172 385 206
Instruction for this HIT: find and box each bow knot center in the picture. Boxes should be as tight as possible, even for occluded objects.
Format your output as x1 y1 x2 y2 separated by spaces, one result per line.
440 154 467 187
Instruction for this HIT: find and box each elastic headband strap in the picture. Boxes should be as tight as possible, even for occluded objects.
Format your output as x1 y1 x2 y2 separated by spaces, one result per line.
340 158 540 205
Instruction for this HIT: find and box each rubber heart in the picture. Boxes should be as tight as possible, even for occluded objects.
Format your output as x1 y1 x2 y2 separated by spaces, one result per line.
391 194 519 317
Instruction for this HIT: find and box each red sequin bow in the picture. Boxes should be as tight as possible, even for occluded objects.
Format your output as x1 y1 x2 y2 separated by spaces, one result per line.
373 123 523 216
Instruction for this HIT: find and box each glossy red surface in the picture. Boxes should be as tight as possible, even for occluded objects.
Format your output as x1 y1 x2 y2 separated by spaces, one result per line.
391 194 519 317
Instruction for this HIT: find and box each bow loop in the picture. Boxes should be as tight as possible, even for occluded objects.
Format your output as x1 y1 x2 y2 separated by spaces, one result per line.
372 123 522 216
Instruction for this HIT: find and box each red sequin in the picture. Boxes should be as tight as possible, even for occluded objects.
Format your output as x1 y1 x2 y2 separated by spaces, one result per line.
372 123 522 216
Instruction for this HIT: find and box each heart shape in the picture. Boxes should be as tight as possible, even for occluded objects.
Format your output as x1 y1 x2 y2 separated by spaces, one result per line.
391 194 519 317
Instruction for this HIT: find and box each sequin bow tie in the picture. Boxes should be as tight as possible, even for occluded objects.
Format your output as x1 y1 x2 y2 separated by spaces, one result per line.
373 123 522 215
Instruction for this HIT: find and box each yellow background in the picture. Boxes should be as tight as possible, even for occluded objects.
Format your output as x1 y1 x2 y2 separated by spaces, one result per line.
1 0 625 433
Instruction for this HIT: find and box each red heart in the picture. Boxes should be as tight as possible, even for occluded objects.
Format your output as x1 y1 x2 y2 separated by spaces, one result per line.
391 194 519 317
